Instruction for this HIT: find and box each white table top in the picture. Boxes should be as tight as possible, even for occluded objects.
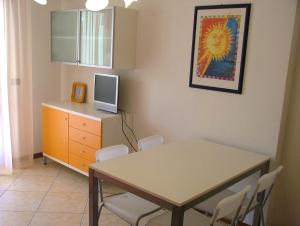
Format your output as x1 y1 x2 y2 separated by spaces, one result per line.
42 101 119 121
90 139 270 206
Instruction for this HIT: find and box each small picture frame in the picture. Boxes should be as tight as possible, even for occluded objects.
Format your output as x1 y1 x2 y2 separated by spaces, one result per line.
71 82 87 103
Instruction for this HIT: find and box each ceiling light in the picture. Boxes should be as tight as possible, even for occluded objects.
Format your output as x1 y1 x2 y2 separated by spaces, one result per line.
33 0 47 5
124 0 137 8
85 0 109 11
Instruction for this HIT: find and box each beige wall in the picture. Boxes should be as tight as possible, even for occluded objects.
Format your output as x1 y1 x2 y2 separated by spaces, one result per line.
31 0 62 154
268 1 300 225
60 0 296 159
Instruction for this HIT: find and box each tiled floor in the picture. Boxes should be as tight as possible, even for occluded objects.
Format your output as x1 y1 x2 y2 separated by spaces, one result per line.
0 158 129 226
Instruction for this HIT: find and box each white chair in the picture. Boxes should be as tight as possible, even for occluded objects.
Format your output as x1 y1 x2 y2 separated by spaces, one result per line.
96 144 129 162
96 145 162 226
138 135 164 151
146 186 251 226
194 166 283 226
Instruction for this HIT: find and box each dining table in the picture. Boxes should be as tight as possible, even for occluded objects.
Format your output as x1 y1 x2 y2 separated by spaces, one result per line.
89 138 270 226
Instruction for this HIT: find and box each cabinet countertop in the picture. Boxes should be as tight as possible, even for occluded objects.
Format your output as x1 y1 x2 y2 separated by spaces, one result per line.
42 101 120 122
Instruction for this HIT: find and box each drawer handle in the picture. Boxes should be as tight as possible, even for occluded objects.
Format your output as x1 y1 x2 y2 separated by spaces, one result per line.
81 150 86 154
82 164 86 167
82 137 86 140
82 123 86 126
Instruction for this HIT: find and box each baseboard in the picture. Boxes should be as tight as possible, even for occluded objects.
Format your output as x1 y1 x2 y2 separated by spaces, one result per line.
33 152 43 159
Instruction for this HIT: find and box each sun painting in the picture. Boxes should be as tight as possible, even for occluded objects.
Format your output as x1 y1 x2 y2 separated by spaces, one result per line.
196 16 240 81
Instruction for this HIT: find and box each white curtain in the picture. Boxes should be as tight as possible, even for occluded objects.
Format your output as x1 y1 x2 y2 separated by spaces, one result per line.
80 9 112 66
5 0 33 170
0 0 12 175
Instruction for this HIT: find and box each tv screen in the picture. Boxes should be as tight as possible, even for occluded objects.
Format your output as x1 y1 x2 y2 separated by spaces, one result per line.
94 74 119 113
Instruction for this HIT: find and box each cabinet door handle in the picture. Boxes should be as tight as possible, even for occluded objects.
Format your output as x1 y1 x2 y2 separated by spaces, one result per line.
82 123 86 126
64 117 68 121
82 137 86 140
81 150 86 154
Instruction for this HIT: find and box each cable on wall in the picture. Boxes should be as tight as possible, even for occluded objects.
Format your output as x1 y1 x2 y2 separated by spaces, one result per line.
119 109 138 152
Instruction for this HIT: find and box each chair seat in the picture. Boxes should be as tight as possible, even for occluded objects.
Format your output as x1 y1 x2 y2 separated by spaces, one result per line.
194 189 257 217
146 209 227 226
104 192 161 225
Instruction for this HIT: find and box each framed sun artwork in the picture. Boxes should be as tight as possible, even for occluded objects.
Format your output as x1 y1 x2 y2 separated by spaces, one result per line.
189 4 251 94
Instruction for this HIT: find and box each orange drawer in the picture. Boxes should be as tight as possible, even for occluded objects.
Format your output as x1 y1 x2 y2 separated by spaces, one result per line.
69 114 101 136
69 127 101 149
69 140 97 161
69 154 90 173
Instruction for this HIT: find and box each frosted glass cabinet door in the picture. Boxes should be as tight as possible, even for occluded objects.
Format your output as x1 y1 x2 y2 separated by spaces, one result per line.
79 9 113 68
51 10 78 63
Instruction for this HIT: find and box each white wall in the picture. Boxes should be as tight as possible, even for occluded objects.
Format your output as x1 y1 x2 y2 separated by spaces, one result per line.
60 0 297 160
31 0 62 154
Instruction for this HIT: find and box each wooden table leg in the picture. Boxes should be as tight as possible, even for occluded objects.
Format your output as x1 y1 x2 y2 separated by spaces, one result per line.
252 161 270 226
89 168 98 226
171 206 184 226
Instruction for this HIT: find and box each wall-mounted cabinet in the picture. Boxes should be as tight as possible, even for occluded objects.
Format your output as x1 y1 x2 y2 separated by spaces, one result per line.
51 10 79 64
51 7 137 69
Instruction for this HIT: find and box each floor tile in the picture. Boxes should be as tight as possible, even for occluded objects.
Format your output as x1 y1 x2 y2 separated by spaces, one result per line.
57 167 87 181
50 173 88 194
21 166 60 177
34 157 59 166
81 208 129 226
12 168 24 176
39 192 87 213
0 191 45 211
0 211 35 226
0 175 18 190
33 157 45 164
29 212 82 226
22 158 61 177
9 175 56 192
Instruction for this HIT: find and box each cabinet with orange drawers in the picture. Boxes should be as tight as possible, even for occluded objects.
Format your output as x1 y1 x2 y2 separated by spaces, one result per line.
42 102 128 175
68 114 101 172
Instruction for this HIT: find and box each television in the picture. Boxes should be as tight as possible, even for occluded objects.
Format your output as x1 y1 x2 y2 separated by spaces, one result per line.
93 73 119 113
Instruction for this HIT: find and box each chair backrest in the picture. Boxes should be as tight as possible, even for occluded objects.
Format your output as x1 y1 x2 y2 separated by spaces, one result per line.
241 165 283 220
256 165 283 193
138 135 164 151
210 186 251 226
96 144 129 162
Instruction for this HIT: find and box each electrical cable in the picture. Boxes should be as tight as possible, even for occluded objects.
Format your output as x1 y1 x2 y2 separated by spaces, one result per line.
119 109 138 152
120 110 138 144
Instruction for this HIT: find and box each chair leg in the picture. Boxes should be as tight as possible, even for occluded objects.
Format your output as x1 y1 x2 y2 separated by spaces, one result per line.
98 179 103 202
98 203 104 221
43 156 47 165
260 206 265 226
